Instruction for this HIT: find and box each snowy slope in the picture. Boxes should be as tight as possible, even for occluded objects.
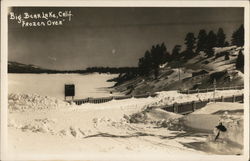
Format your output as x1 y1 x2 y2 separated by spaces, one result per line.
114 46 244 95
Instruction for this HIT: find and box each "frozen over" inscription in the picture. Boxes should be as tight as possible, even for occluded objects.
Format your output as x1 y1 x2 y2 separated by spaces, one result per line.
9 10 73 27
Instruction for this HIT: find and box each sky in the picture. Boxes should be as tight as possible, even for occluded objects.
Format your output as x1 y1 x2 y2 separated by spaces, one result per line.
8 7 244 70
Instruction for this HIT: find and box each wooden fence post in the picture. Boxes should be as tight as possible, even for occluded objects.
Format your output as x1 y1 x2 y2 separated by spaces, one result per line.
233 95 235 102
174 103 178 113
221 96 224 102
192 101 196 111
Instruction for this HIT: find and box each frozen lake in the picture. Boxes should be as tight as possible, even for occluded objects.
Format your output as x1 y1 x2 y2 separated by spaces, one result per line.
8 73 121 100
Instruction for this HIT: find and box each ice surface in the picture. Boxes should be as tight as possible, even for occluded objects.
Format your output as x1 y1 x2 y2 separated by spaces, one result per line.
8 73 120 99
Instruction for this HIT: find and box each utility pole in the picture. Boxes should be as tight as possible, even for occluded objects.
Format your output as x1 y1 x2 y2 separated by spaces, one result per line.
213 79 216 103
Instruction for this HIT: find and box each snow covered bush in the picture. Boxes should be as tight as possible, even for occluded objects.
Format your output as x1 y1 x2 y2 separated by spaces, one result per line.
127 111 148 123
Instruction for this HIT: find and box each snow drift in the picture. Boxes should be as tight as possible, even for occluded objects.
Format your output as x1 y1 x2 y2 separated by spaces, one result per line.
8 93 70 112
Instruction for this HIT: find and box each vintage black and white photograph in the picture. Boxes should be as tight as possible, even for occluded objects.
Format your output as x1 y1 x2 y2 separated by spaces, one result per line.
1 1 249 160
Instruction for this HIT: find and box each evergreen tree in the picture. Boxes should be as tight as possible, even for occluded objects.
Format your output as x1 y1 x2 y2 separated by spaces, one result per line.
231 24 244 46
206 30 217 57
196 29 207 53
236 50 244 73
171 45 182 60
137 42 169 78
184 32 196 59
185 32 196 51
151 43 168 79
138 50 152 76
216 28 226 47
160 43 171 62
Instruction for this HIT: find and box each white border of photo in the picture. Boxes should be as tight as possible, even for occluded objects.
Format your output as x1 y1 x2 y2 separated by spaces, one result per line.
1 0 249 161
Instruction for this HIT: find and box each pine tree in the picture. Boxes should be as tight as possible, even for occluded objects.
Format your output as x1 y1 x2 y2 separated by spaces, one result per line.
196 29 207 53
217 28 226 47
151 43 168 79
231 24 244 46
206 30 217 57
171 45 182 60
160 43 171 62
185 32 196 51
236 50 244 73
184 32 196 59
138 43 170 78
138 50 152 76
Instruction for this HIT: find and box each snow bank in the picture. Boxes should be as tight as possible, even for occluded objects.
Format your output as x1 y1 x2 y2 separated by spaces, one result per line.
8 118 57 134
183 102 243 132
128 108 182 123
182 102 244 154
183 114 221 132
146 108 182 121
8 93 70 112
192 102 243 114
204 114 243 155
154 90 243 106
127 108 184 131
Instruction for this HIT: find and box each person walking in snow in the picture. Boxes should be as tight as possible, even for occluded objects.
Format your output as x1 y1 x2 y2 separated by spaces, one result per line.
214 122 227 141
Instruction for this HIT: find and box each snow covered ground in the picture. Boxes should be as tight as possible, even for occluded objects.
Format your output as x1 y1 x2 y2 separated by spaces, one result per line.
7 87 245 160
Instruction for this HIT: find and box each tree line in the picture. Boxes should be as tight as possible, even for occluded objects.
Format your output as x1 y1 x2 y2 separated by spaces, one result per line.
85 67 138 74
138 24 244 77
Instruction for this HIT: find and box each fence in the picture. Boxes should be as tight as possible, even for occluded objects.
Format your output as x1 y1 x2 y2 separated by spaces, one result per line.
72 86 243 106
160 94 244 115
72 93 158 105
179 86 244 94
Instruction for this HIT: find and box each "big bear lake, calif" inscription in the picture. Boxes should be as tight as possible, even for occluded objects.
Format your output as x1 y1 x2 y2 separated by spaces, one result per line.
9 10 73 27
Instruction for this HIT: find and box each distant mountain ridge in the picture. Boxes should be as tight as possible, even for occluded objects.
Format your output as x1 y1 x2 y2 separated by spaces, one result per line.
8 61 89 73
8 61 136 74
8 61 56 73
